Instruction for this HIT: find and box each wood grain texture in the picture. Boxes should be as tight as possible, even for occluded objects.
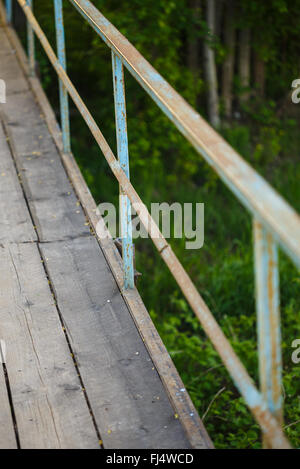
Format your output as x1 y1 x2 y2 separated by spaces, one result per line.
40 236 191 449
45 149 211 448
0 365 17 448
0 29 29 95
0 123 37 243
0 16 211 448
0 10 212 448
0 90 90 242
0 26 10 49
0 242 99 449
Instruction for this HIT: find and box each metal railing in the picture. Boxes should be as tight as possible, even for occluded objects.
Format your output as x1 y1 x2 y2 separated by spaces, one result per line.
4 0 300 448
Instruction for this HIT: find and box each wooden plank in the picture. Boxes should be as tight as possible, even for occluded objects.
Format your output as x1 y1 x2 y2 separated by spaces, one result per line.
0 26 29 94
1 91 90 242
1 90 61 158
0 242 99 449
0 123 37 243
40 236 191 449
0 25 11 52
0 41 29 95
0 13 212 448
59 151 212 449
0 364 17 448
16 48 213 451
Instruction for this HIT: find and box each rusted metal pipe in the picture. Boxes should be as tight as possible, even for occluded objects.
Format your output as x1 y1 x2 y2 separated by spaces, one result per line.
69 0 300 270
54 0 71 153
5 0 11 23
254 220 283 448
15 0 291 448
112 51 134 289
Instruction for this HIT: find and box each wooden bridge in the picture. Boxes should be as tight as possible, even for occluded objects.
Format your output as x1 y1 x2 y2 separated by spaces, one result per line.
0 8 212 449
0 0 299 450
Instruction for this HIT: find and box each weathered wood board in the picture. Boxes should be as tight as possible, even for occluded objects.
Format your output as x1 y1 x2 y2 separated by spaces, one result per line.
0 123 36 243
0 17 211 449
0 28 29 95
0 26 11 51
1 91 90 242
40 236 191 449
0 242 99 449
0 364 17 449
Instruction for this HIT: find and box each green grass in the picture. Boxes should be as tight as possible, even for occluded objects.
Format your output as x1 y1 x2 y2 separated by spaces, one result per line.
20 2 300 446
72 112 300 448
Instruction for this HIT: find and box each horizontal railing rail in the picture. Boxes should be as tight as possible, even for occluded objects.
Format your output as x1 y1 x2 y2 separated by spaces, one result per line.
4 0 299 448
68 0 300 270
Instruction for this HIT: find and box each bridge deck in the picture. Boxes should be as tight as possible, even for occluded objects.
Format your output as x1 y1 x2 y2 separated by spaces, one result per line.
0 21 211 449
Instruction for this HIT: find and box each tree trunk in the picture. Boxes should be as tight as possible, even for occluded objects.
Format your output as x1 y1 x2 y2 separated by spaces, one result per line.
238 28 251 104
203 0 220 127
222 0 235 118
254 52 265 98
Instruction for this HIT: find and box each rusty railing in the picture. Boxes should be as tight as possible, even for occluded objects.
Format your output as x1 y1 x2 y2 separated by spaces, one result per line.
4 0 300 448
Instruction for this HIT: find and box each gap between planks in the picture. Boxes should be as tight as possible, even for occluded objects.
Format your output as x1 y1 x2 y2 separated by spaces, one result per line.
0 39 191 450
0 8 213 449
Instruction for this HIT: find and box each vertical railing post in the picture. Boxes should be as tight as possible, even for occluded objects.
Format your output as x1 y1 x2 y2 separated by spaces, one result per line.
54 0 71 153
5 0 12 23
112 51 134 289
26 0 35 76
254 220 283 448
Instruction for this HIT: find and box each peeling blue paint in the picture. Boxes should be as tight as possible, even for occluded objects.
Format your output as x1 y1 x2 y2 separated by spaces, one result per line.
112 52 134 289
10 0 297 448
54 0 71 153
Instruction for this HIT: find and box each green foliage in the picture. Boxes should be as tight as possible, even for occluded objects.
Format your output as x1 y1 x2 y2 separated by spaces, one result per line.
20 0 300 448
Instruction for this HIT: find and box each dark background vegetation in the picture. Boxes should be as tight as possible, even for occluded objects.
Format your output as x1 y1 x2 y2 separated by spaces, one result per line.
12 0 300 448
